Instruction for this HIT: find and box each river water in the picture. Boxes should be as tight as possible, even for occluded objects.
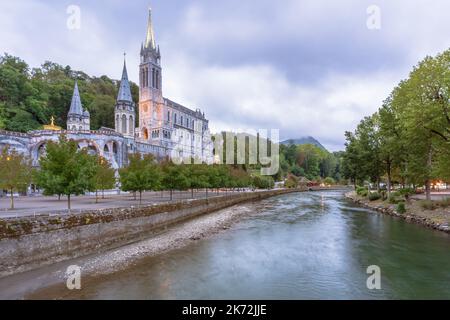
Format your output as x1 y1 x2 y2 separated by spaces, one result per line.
32 190 450 299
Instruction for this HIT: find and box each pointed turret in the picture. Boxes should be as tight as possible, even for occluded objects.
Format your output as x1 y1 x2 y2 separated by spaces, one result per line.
117 57 133 102
68 81 83 116
67 80 90 131
144 8 156 50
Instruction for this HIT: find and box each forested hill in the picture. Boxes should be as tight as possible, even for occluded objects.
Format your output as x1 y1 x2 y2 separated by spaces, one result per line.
0 53 139 132
281 136 327 151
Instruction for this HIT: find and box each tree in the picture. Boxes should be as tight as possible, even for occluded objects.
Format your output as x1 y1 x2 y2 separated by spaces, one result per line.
0 146 32 209
35 135 97 210
119 153 161 205
92 156 116 202
188 164 211 198
161 162 190 200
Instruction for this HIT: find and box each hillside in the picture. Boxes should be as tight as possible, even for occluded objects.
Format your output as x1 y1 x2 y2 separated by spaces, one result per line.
281 136 327 151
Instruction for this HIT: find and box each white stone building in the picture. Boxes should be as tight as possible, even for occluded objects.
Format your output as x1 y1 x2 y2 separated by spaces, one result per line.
0 8 214 168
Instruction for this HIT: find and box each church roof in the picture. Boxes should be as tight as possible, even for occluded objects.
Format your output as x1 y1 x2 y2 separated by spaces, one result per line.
68 81 83 116
144 8 156 50
117 58 133 102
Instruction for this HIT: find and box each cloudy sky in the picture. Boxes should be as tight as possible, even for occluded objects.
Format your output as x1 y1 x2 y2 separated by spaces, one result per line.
1 0 449 150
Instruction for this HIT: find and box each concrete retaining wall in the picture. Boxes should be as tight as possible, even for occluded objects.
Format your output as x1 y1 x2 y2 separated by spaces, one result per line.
0 189 300 277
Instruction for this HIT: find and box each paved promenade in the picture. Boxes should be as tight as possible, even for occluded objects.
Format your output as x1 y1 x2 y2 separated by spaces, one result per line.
0 190 239 218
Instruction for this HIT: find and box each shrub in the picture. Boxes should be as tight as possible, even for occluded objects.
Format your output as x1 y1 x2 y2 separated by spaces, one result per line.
437 197 450 208
420 200 437 210
368 192 381 201
388 194 400 204
397 188 415 196
284 175 298 188
356 186 367 195
396 202 406 214
380 190 387 201
252 176 275 189
323 177 335 185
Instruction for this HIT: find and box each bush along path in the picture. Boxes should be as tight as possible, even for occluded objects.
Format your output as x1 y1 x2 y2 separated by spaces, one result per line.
345 190 450 234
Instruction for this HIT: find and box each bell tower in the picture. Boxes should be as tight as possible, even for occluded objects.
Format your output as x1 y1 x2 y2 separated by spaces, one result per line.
139 7 163 142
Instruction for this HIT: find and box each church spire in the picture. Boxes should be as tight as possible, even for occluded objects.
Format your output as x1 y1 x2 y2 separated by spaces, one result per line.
117 54 133 102
68 81 83 115
144 7 156 50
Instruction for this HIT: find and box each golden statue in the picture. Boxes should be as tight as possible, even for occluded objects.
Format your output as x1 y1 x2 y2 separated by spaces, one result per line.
43 116 62 131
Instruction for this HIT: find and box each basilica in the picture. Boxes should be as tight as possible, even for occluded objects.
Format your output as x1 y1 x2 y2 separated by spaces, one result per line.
0 8 214 168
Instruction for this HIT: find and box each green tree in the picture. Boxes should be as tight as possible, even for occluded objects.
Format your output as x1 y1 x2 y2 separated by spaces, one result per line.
119 153 161 204
161 163 190 200
92 156 116 202
0 146 32 209
35 135 97 210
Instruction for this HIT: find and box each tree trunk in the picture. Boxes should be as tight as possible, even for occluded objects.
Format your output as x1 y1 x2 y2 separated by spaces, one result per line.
10 188 14 210
58 194 61 201
139 191 143 205
95 190 98 203
102 188 105 199
68 194 71 210
206 188 208 199
170 189 173 201
386 160 392 197
425 146 433 201
133 191 136 200
191 188 194 198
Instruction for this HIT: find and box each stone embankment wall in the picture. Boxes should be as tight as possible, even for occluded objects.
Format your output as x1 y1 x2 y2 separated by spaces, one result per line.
0 189 303 277
345 192 450 234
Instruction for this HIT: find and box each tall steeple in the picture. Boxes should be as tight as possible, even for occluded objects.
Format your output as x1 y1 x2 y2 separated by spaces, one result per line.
67 81 90 131
144 7 156 50
115 54 135 137
68 81 83 116
117 55 132 102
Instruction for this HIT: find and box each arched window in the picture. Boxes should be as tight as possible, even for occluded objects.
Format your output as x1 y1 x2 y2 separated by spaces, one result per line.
174 113 177 124
129 116 134 135
122 114 127 133
116 115 119 131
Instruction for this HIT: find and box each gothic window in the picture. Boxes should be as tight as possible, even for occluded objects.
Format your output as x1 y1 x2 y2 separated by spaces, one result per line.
144 67 148 87
122 114 127 133
152 68 155 88
129 116 134 135
174 113 177 124
181 116 183 126
167 110 170 122
116 115 119 131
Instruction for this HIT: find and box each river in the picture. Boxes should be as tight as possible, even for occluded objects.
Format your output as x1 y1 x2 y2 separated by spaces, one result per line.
26 190 450 299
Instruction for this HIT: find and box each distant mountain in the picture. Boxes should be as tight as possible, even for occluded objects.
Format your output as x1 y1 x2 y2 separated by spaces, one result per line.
281 136 327 151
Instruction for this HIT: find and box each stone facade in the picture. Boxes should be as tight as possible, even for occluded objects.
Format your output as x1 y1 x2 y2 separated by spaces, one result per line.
0 8 213 167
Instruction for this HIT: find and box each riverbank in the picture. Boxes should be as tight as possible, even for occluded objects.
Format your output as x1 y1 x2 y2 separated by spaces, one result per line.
2 188 315 279
0 200 262 299
345 191 450 233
